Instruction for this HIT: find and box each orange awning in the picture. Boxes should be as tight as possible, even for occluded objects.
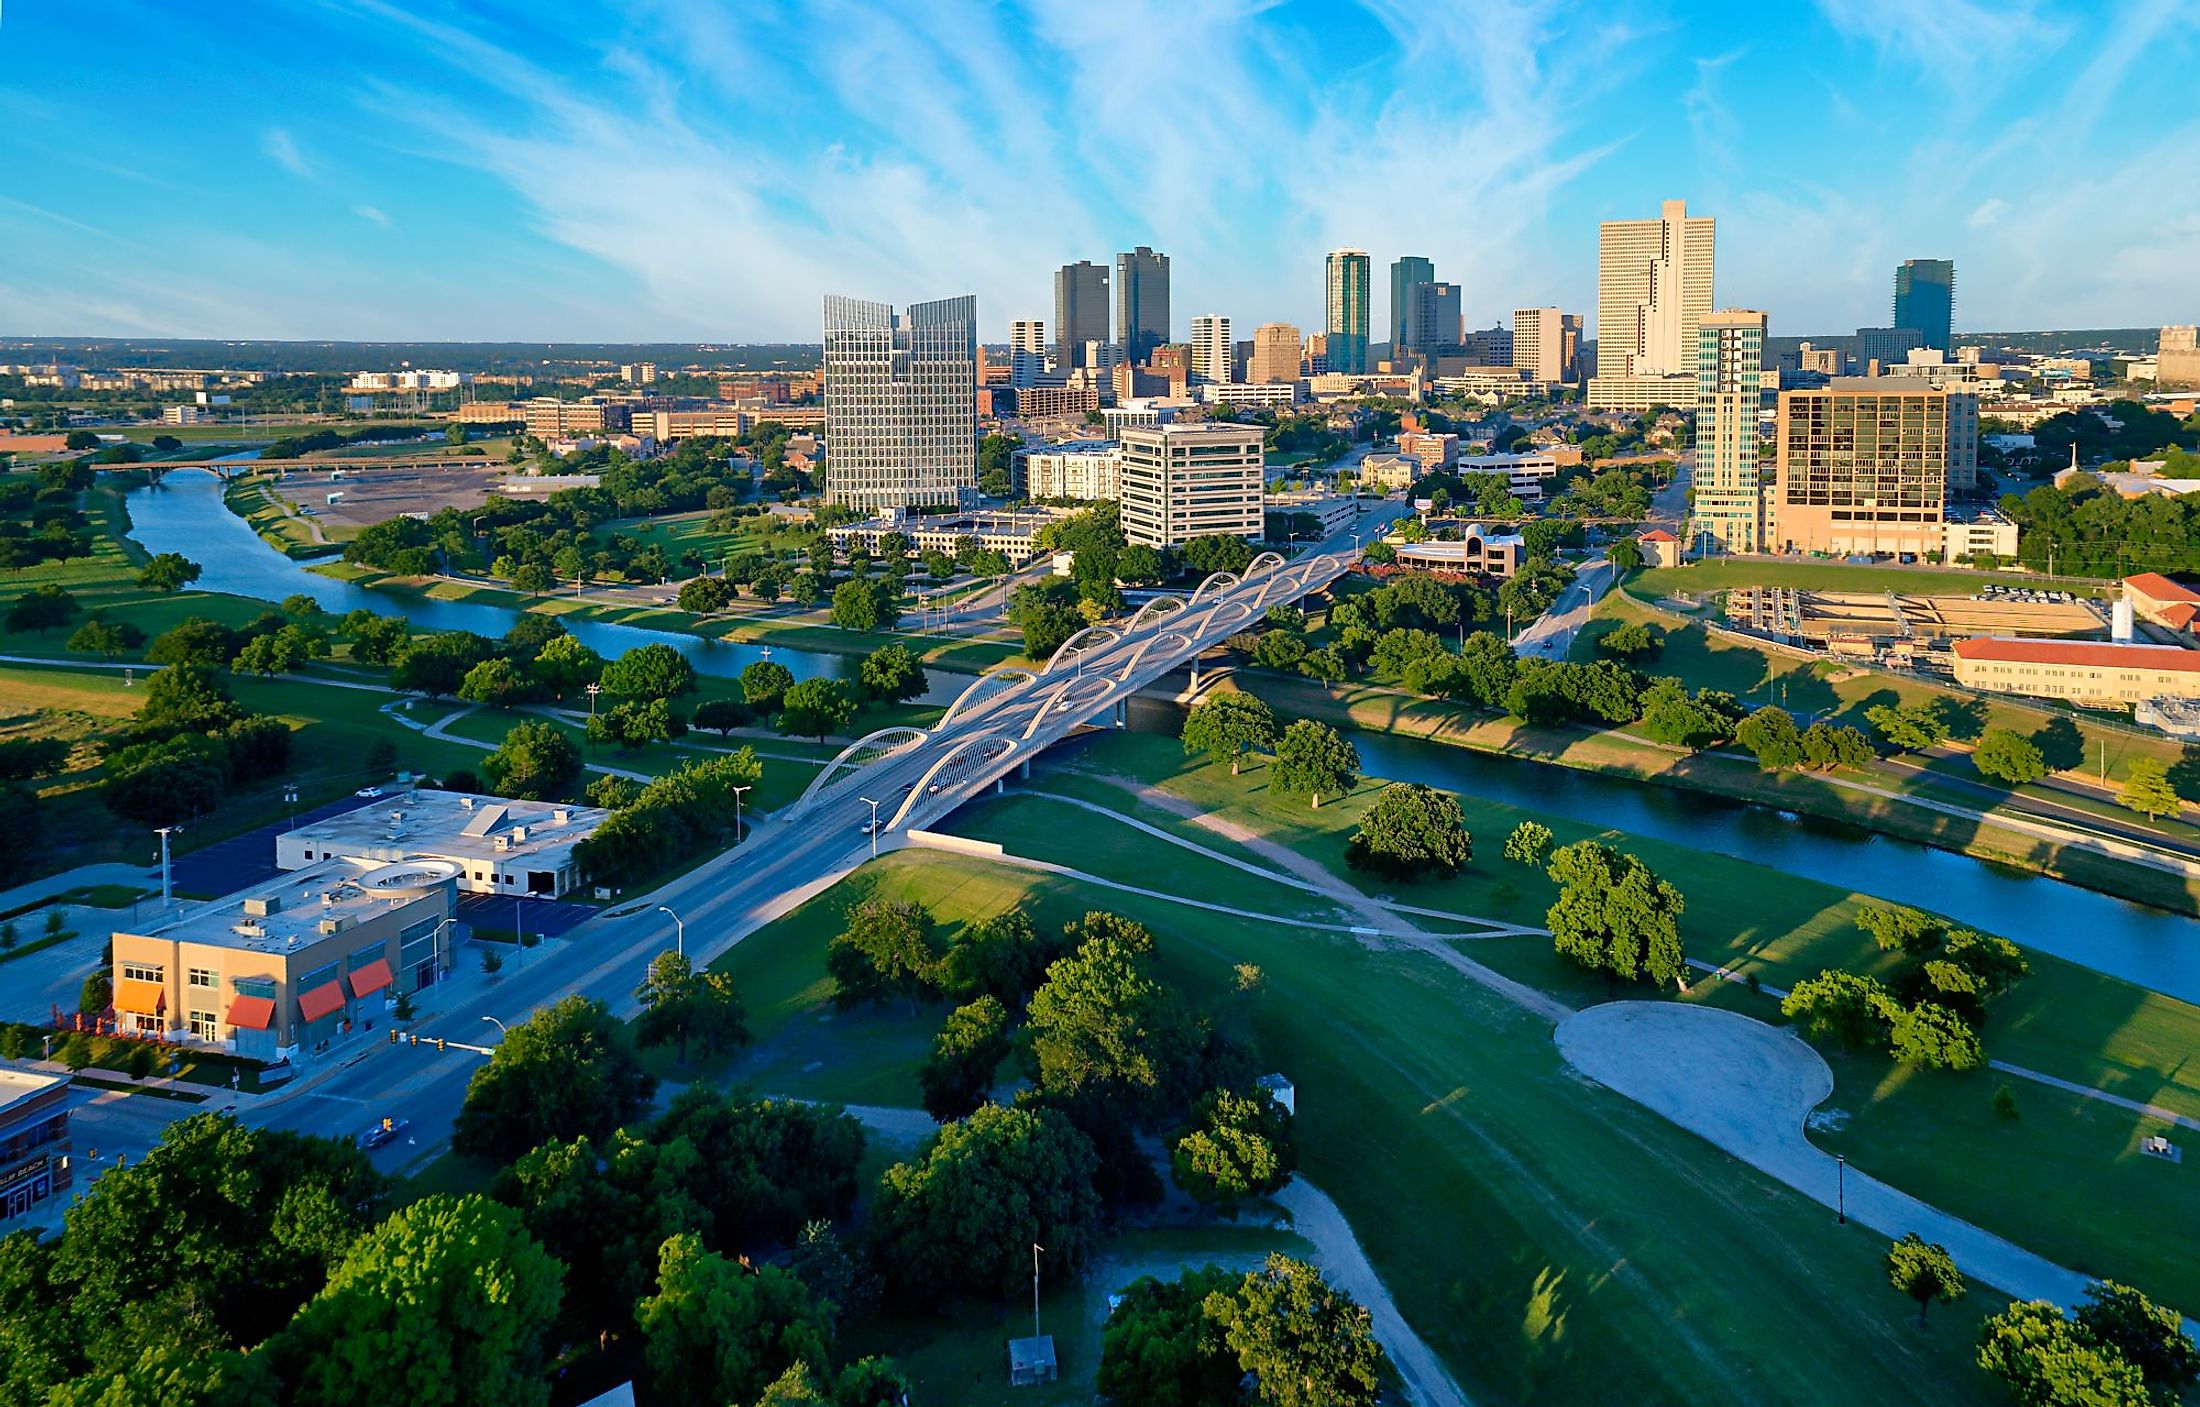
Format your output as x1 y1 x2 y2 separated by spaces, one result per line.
346 959 392 999
298 981 345 1024
115 978 166 1016
225 995 276 1030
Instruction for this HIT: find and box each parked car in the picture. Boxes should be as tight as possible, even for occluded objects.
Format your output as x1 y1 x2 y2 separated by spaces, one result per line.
355 785 385 798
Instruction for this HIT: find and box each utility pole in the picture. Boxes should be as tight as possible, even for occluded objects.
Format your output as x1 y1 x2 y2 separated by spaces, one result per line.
730 785 751 844
1031 1242 1044 1340
860 796 882 857
155 826 177 908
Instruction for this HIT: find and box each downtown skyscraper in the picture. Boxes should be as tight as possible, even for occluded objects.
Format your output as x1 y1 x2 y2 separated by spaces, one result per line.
1115 246 1170 365
1189 315 1232 385
1596 199 1715 376
1690 308 1768 555
1388 255 1434 357
1052 260 1109 368
1894 258 1956 353
821 293 977 512
1325 249 1372 375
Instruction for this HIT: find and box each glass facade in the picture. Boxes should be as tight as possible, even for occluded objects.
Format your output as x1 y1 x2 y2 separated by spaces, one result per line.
1325 250 1371 374
822 294 978 512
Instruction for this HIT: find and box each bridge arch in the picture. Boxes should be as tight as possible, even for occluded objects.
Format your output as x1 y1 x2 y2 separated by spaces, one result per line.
889 732 1019 830
1195 598 1255 640
1020 672 1118 740
935 667 1037 730
788 726 929 819
1043 625 1121 676
1188 571 1241 607
1246 550 1287 576
1127 595 1188 632
1115 628 1195 682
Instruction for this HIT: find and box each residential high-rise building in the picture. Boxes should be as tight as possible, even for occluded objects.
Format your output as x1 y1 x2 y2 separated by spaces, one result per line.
1690 309 1768 555
1009 320 1046 355
1772 380 1978 557
1189 315 1233 385
2156 325 2200 389
1855 325 1924 373
1325 250 1372 374
1007 319 1049 389
1894 259 1956 353
1513 307 1582 383
1596 199 1715 377
1388 255 1434 356
821 292 978 512
1052 261 1110 369
1249 322 1303 384
1403 281 1462 359
1115 246 1170 365
1119 422 1266 548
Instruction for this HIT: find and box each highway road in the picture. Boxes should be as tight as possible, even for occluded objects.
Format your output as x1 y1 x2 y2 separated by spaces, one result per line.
239 523 1377 1172
1512 558 1613 660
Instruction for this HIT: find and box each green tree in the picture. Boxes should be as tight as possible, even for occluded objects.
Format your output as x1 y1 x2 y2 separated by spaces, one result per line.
1799 721 1877 771
145 617 240 667
390 631 496 698
636 1234 833 1407
1605 536 1644 572
1735 706 1806 770
1977 1300 2150 1407
1180 693 1277 775
742 659 796 711
1781 970 1891 1050
826 897 941 1009
271 1194 563 1407
692 697 752 735
1169 1088 1296 1209
601 642 697 701
1269 719 1359 808
857 643 927 703
1885 1233 1965 1325
41 1342 277 1407
633 949 749 1065
104 734 230 826
1202 1254 1391 1407
2117 757 2183 821
1344 782 1471 880
676 575 734 615
452 995 657 1163
918 995 1011 1122
1879 996 1985 1071
652 1090 868 1250
777 677 856 742
1975 727 2049 785
68 615 144 659
456 657 533 708
939 905 1056 1006
1635 678 1738 751
587 697 687 749
480 720 581 800
6 584 81 633
2074 1280 2199 1397
1097 1267 1243 1407
830 578 900 632
1545 840 1687 991
1024 926 1201 1124
869 1103 1102 1302
1864 701 1948 754
1502 820 1554 867
529 632 604 698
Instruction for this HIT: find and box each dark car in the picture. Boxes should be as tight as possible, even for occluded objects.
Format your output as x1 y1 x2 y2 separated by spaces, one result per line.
359 1115 410 1150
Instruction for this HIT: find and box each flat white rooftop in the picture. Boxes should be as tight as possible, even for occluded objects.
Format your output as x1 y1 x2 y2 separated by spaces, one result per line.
136 856 457 954
285 789 607 869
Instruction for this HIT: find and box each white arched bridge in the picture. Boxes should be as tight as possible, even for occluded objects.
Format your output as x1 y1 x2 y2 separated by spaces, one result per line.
786 547 1354 838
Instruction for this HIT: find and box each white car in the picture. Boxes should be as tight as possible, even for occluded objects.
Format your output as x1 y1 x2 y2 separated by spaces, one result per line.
355 785 385 798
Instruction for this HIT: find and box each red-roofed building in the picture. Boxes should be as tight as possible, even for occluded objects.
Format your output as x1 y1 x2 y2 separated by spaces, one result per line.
1950 635 2200 706
1636 528 1681 568
2124 573 2200 632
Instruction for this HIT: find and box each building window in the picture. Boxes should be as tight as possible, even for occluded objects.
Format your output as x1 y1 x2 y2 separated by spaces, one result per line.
188 968 216 990
233 975 276 999
189 1010 221 1041
122 961 163 984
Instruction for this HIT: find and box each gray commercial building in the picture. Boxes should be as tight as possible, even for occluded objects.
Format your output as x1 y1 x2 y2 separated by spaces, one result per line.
1388 255 1434 358
1119 422 1265 548
1053 261 1111 369
822 293 978 511
1894 259 1955 354
1115 246 1170 365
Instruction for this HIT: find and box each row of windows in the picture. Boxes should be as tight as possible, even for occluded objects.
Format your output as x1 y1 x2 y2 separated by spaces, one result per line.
121 962 162 984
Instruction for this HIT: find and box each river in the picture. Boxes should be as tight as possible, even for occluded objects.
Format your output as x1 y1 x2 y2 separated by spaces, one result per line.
124 468 955 701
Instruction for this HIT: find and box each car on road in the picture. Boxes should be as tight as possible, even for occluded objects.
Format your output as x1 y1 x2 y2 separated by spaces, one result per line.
355 785 385 798
358 1115 409 1150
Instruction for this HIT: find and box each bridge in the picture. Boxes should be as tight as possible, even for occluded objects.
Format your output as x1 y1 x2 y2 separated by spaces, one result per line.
787 546 1358 838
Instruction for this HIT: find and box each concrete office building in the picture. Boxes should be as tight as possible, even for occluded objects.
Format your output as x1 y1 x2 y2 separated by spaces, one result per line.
1249 322 1303 385
1691 309 1770 554
1388 256 1434 357
1053 261 1110 369
822 293 978 511
0 1070 70 1225
1404 282 1463 360
1014 441 1121 500
1856 326 1925 372
1513 307 1582 384
277 790 609 898
2160 326 2200 389
1115 247 1170 365
1189 315 1233 386
1325 250 1372 374
1951 637 2200 709
1771 380 1979 557
1396 428 1459 472
1303 333 1329 375
1894 259 1956 353
1595 199 1714 379
1119 422 1265 548
111 857 462 1060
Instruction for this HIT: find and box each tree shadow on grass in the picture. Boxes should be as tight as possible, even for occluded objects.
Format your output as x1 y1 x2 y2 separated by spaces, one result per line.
2032 716 2085 773
1933 694 1990 742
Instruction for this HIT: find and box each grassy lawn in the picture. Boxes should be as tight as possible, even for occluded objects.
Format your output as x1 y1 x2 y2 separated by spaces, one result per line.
1631 558 2111 599
222 470 342 557
737 846 1996 1406
428 705 828 813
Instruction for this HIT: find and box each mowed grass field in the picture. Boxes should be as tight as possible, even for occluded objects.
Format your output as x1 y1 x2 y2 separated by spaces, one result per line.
698 840 2001 1405
1629 558 2111 600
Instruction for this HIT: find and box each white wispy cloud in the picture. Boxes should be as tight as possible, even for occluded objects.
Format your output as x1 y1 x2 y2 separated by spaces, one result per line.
1812 0 2070 83
353 204 391 228
262 127 313 179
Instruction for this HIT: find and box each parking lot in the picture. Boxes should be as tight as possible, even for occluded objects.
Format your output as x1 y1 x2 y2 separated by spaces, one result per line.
170 794 385 898
455 890 599 939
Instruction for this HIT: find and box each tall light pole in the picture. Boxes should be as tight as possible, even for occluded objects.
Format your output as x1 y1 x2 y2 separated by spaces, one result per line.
730 784 751 844
656 904 685 959
431 916 460 979
155 826 177 908
584 682 601 719
1835 1153 1846 1224
481 1015 508 1039
283 784 300 830
859 796 881 858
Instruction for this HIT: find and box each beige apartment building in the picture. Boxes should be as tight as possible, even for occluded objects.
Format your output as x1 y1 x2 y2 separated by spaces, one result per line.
1770 380 1978 556
1014 441 1121 500
523 397 629 438
111 857 460 1061
1119 423 1265 548
1249 322 1303 385
1951 637 2200 708
1512 307 1582 384
2160 326 2200 390
1396 428 1458 472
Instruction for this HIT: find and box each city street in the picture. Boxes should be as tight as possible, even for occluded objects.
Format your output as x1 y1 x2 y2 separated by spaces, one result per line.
1512 558 1613 659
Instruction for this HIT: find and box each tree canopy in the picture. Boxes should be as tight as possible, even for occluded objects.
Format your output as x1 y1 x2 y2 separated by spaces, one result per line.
1344 782 1471 880
1544 840 1686 989
452 995 658 1163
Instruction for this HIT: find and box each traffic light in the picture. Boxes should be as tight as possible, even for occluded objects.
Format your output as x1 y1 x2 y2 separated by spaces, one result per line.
388 1030 399 1046
409 1033 420 1046
435 1037 447 1052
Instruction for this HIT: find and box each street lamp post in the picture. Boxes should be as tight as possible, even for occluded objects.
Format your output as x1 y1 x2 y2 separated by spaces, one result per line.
481 1015 508 1039
154 826 178 908
431 916 459 978
584 682 601 719
283 784 300 831
859 796 882 858
1836 1153 1847 1224
655 905 685 959
730 785 751 844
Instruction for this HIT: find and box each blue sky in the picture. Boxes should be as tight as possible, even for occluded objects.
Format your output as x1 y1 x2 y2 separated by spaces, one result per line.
1 0 2194 344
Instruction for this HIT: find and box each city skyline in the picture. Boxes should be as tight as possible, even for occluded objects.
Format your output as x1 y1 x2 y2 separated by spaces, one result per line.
2 2 2194 343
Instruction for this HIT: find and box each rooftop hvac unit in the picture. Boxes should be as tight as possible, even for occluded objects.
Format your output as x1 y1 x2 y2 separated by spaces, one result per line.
509 825 528 843
459 796 476 810
319 916 350 935
243 895 283 917
493 835 511 851
232 922 266 938
321 894 335 908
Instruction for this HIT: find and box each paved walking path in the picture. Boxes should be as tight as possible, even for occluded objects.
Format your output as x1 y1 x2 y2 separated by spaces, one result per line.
1556 1002 2195 1330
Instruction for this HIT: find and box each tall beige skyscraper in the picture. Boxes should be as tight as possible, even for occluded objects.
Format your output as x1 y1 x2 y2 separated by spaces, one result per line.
1249 322 1303 384
1189 315 1233 385
1690 309 1768 555
1597 199 1715 376
1009 320 1046 355
822 293 977 512
1513 307 1582 383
